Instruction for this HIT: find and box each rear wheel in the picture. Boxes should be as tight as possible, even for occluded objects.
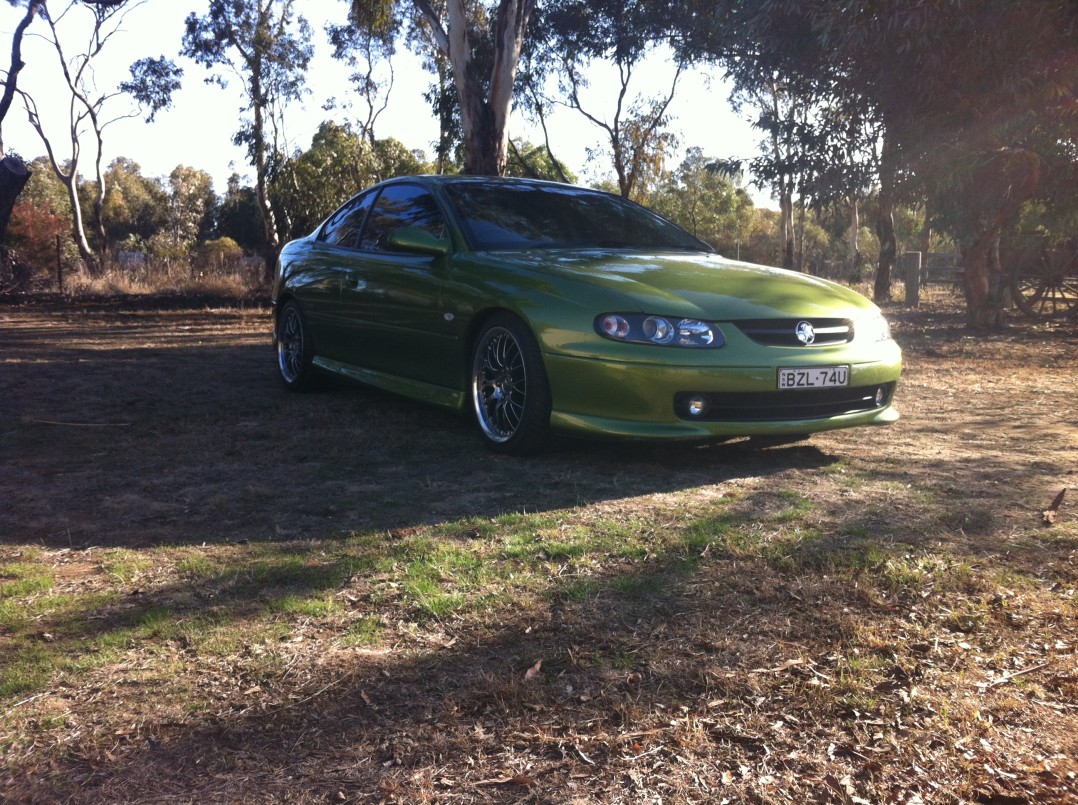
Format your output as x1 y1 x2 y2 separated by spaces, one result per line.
470 314 552 455
276 300 318 391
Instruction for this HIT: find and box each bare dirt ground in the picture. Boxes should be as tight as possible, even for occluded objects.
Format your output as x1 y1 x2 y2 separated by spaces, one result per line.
1 291 1076 804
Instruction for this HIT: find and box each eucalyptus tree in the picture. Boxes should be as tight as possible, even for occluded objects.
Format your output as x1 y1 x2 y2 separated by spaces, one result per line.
9 0 179 273
272 121 427 239
182 0 313 277
532 0 683 201
650 147 754 256
217 173 265 255
0 0 44 256
688 0 1077 325
3 154 71 285
326 11 398 144
100 156 168 250
809 0 1078 326
161 165 216 260
349 0 537 176
505 138 574 182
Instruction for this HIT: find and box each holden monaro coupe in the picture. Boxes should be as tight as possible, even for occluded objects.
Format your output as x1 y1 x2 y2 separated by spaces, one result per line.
273 176 901 454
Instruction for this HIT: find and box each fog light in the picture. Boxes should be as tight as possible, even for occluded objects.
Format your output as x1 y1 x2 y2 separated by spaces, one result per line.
875 386 886 406
687 395 709 417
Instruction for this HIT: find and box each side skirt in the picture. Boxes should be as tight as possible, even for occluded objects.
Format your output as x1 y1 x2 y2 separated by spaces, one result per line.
313 356 466 412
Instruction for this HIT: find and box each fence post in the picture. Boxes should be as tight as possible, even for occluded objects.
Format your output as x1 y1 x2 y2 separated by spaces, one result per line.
900 251 922 307
56 234 64 295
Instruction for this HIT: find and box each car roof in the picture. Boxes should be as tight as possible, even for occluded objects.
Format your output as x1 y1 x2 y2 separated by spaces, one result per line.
378 174 599 193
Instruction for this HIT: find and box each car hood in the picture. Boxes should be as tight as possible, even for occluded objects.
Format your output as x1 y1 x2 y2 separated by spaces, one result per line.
481 249 878 320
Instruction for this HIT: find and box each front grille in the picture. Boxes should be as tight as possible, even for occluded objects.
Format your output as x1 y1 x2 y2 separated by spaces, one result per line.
674 383 895 422
733 318 853 347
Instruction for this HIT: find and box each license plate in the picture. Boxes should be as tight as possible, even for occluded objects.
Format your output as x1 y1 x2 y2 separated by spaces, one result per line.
777 366 849 389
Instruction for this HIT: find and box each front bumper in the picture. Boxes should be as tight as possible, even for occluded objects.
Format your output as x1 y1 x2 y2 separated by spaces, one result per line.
543 342 902 440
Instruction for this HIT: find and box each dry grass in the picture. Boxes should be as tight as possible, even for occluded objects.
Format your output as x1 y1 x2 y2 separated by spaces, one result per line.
1 288 1076 804
40 262 266 302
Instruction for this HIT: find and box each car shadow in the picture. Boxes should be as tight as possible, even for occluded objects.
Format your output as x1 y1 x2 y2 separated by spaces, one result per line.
1 314 836 550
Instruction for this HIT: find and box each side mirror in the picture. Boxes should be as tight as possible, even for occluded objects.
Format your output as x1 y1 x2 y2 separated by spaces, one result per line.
387 226 451 256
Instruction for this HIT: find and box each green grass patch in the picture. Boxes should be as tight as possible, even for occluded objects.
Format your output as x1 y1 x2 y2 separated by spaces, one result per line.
344 615 385 646
266 594 342 618
175 553 223 579
0 562 53 600
101 549 153 584
0 644 54 698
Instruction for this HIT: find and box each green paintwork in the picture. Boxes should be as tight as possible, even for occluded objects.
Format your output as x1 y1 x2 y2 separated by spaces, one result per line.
273 176 902 441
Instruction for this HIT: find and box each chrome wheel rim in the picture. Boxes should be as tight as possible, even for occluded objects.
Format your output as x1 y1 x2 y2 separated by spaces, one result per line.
472 327 527 443
277 306 304 384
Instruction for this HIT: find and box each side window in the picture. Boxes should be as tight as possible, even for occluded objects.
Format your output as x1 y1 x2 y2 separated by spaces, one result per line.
320 192 374 248
359 185 446 252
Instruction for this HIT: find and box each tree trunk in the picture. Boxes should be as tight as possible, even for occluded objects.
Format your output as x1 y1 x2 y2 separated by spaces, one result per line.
874 134 898 302
458 93 503 176
962 149 1041 329
431 0 535 176
795 196 806 273
962 236 1005 329
848 196 859 275
0 0 43 130
0 157 32 290
920 199 932 255
251 76 281 281
874 195 896 302
0 156 31 244
64 174 98 275
779 182 794 269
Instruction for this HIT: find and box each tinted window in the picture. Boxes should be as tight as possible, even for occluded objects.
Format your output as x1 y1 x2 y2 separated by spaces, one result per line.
320 192 374 248
359 185 446 251
444 182 710 253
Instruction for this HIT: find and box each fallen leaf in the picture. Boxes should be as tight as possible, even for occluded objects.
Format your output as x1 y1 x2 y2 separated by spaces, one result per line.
1043 488 1066 525
524 659 542 682
751 658 805 674
475 774 535 787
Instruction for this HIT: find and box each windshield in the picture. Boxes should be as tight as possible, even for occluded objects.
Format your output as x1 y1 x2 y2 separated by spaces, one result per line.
444 182 712 253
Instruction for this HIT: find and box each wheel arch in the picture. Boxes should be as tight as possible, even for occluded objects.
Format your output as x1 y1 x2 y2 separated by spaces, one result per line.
460 305 536 376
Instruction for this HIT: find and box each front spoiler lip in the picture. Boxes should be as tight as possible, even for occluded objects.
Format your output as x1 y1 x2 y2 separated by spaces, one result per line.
549 404 900 440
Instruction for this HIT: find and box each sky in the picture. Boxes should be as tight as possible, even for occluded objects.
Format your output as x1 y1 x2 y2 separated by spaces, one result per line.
0 1 768 205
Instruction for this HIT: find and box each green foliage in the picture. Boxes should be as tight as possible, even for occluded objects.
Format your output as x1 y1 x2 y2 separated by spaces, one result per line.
505 139 575 183
198 237 245 271
101 158 169 249
163 165 216 254
216 174 264 254
650 147 756 256
119 56 183 123
272 122 429 239
7 158 79 277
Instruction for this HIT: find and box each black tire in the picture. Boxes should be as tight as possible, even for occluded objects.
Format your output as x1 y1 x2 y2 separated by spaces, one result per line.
470 313 552 455
275 300 318 391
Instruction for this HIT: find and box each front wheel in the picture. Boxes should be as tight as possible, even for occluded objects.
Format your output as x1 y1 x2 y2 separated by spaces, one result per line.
470 314 552 455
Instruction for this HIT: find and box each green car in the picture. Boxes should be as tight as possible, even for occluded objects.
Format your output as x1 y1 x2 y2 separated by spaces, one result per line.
273 176 901 454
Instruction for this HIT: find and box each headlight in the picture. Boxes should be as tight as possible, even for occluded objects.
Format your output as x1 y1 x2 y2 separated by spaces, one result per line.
595 314 725 348
858 313 893 343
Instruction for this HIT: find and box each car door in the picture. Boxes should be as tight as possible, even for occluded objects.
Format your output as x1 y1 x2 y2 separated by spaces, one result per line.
337 183 459 388
287 190 375 362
